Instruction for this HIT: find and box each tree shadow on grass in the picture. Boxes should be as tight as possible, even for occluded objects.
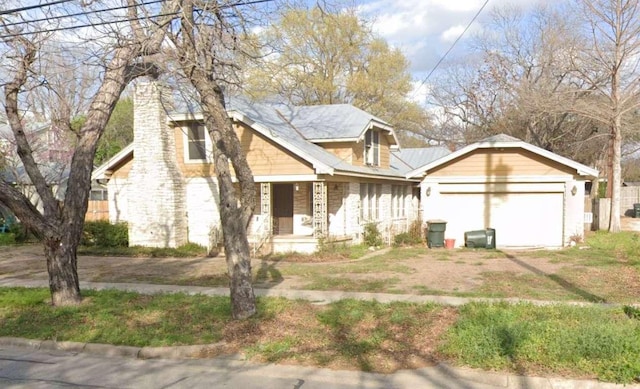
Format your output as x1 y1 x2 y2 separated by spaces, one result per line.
504 253 606 303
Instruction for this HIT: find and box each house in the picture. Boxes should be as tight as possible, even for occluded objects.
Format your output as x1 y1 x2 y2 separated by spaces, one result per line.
1 120 71 215
92 81 444 253
407 134 599 248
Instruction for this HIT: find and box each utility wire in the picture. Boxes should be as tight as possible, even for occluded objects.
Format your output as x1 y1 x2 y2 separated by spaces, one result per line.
415 0 490 91
0 0 275 38
1 0 164 28
0 0 74 16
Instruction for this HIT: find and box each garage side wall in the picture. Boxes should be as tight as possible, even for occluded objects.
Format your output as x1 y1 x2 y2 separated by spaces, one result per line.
564 179 586 243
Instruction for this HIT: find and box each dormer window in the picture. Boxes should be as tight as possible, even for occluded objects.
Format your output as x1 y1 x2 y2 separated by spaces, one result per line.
364 129 380 166
185 123 208 161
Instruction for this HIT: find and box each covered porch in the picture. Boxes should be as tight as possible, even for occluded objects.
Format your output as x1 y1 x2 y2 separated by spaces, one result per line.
249 180 354 255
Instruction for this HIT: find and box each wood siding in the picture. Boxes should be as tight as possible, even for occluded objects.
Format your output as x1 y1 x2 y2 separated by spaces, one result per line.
110 156 133 179
322 142 354 164
428 148 575 177
379 134 390 169
235 123 314 175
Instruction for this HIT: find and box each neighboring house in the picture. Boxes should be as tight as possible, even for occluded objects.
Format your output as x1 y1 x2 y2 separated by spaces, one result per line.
1 120 71 214
93 82 444 253
407 134 599 248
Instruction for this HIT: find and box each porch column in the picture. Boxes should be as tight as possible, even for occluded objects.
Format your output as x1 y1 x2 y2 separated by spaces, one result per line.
260 183 271 235
312 181 327 237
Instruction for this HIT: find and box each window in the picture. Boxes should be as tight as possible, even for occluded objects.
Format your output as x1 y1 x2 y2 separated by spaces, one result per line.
360 183 381 222
391 185 407 218
364 130 380 166
89 189 108 201
186 123 207 161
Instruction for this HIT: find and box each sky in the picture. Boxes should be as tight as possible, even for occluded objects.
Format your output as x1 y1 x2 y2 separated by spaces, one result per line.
353 0 552 99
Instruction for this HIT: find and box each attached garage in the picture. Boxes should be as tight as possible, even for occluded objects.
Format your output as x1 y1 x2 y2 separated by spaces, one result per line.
408 135 598 248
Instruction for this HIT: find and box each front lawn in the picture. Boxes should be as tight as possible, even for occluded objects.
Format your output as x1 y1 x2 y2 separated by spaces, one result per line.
1 287 639 383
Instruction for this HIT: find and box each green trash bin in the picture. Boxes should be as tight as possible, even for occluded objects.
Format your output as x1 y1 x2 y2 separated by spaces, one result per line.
634 203 640 218
464 230 487 248
427 220 447 248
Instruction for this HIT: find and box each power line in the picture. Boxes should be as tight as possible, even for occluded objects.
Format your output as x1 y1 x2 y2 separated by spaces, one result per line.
415 0 490 91
0 0 73 16
0 0 275 39
1 0 164 29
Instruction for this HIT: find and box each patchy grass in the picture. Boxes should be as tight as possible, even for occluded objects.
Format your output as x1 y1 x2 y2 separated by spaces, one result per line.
477 272 578 301
439 302 640 384
2 287 640 383
302 276 401 293
78 243 209 258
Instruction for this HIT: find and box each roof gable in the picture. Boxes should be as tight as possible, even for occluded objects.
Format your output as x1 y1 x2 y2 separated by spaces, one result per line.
407 134 598 179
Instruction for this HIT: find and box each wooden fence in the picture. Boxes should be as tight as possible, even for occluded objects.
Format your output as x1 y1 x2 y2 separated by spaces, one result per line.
591 187 640 230
85 200 109 221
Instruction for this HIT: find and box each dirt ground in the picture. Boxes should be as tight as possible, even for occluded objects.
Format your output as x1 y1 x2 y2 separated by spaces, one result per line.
0 243 580 292
1 217 638 302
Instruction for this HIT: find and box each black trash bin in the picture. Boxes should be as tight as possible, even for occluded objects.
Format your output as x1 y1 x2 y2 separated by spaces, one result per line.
426 220 447 248
634 203 640 218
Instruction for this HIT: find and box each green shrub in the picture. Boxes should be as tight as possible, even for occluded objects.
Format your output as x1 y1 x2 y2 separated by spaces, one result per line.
8 222 33 243
393 232 422 246
0 233 16 245
82 221 128 247
363 222 383 247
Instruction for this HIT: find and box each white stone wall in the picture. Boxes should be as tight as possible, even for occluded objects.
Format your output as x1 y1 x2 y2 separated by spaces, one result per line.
328 183 346 236
127 82 188 248
293 183 314 236
107 178 129 223
344 182 361 240
185 178 221 249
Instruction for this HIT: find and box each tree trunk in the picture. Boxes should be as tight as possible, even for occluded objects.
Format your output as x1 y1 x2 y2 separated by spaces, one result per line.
43 238 82 306
609 118 622 232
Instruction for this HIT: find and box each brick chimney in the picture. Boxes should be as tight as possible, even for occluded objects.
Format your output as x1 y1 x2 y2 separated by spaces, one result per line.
127 81 187 248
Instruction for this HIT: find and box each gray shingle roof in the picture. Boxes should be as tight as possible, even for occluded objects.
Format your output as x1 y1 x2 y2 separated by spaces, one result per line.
226 98 407 179
285 104 390 141
392 147 450 171
479 134 522 143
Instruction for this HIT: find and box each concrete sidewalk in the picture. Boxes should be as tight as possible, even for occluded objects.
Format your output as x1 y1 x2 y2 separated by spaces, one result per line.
0 277 615 307
0 277 638 389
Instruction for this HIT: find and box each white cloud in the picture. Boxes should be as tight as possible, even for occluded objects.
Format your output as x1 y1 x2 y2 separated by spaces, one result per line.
440 25 466 43
357 0 556 74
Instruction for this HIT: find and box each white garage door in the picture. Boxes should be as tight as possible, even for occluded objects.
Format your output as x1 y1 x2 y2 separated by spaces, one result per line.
439 192 564 247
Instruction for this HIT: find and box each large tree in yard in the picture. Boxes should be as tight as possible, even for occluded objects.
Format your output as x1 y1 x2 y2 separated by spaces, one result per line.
571 0 640 232
0 1 174 306
157 0 260 319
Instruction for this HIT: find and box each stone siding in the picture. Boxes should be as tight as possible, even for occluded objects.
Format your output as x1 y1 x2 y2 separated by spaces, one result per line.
127 82 188 248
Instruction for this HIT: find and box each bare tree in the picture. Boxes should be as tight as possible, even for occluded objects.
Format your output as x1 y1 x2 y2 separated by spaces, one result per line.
571 0 640 232
0 1 174 306
156 0 260 319
429 4 607 162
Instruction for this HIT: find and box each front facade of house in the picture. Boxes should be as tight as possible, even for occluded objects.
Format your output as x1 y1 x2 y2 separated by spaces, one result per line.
94 82 426 254
93 83 599 252
408 135 599 248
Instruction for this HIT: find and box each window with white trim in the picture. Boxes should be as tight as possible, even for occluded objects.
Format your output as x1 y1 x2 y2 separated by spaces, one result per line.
391 185 407 218
364 129 380 166
185 123 208 161
360 183 381 222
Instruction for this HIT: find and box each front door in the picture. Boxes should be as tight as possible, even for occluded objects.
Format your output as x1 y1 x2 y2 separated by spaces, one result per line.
273 184 294 235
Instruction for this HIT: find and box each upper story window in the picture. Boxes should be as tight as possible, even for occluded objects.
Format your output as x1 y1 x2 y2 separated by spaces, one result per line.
364 129 380 166
185 123 208 162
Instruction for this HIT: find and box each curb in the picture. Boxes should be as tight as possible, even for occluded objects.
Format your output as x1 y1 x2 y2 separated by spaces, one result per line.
0 336 229 361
